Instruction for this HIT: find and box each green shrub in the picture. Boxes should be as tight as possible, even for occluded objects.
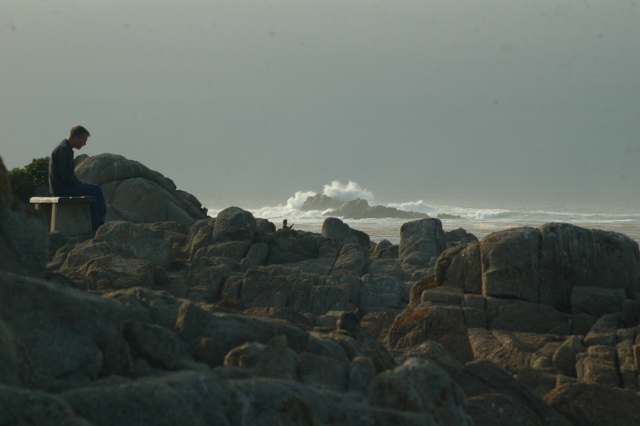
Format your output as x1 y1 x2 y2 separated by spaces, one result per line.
9 157 49 202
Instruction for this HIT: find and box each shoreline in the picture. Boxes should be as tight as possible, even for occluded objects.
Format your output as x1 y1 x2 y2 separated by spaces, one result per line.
205 211 640 246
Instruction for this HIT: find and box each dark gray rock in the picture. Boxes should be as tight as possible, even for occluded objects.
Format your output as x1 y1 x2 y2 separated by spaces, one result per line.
326 198 430 220
62 372 231 426
490 300 571 335
544 382 640 426
0 384 92 426
571 286 626 317
300 193 344 211
0 271 134 386
399 218 446 260
368 358 473 424
331 243 369 277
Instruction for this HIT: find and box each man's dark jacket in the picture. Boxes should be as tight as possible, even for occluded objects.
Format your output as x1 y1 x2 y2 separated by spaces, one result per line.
49 139 81 195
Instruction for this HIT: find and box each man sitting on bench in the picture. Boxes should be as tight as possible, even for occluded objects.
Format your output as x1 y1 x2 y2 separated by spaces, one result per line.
49 125 106 231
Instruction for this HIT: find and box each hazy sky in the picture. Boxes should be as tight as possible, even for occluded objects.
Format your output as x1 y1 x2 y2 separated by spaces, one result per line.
2 0 639 210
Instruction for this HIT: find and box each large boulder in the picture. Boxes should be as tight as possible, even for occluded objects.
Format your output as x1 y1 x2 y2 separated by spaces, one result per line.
0 157 48 278
399 218 446 262
75 153 207 226
537 223 640 309
189 207 256 260
435 241 482 294
431 223 640 310
480 224 640 310
321 217 369 249
481 227 541 303
331 243 369 277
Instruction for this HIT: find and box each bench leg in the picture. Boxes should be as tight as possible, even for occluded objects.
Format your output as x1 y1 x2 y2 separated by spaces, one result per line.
51 204 93 236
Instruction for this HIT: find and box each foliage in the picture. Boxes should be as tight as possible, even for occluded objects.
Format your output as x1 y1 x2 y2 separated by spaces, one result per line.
9 157 49 202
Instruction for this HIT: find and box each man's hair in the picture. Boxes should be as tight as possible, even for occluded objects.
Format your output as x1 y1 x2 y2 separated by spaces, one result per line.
68 125 90 139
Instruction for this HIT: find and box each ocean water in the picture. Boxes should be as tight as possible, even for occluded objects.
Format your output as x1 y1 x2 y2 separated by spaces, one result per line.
204 188 640 246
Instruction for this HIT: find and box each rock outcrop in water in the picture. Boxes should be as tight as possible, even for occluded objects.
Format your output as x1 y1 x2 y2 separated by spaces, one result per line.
300 194 344 211
302 195 430 220
2 153 640 425
302 194 462 221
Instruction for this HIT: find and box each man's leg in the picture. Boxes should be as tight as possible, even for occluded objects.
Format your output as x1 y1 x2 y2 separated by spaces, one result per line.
64 183 107 230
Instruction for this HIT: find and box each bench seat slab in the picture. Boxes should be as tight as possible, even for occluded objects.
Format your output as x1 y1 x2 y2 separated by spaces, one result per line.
30 197 94 236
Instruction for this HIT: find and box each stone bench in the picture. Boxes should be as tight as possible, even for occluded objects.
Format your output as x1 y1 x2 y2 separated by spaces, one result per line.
30 196 95 236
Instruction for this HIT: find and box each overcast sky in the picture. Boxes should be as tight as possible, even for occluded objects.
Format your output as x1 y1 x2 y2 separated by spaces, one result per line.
1 0 638 210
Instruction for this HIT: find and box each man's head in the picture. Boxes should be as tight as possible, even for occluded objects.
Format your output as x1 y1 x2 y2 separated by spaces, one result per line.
68 125 90 150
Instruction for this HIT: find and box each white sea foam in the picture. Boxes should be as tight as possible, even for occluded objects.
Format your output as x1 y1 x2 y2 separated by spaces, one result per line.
286 190 318 210
322 180 374 204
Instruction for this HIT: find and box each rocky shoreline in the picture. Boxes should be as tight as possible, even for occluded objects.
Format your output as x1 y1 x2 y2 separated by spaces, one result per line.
1 153 639 425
